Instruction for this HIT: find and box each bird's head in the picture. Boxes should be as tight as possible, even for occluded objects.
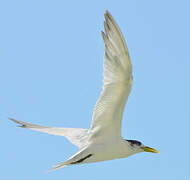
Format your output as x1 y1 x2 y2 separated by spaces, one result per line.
126 140 159 154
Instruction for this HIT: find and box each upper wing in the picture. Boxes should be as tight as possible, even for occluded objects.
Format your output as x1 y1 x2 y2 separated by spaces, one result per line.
89 11 133 142
9 118 89 149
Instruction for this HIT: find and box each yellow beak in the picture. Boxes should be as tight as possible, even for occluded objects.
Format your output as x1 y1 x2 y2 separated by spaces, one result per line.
141 146 160 153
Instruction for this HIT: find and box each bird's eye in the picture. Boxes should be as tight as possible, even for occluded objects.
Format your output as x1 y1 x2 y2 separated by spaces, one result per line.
126 140 142 146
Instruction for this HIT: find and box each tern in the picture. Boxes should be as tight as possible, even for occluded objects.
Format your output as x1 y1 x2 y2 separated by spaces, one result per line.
10 10 159 171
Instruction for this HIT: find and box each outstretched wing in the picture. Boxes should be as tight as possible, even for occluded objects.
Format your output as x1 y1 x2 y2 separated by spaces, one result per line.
9 118 89 149
90 11 133 142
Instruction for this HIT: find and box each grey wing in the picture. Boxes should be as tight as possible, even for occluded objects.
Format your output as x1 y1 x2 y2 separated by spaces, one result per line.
89 11 133 142
9 118 89 149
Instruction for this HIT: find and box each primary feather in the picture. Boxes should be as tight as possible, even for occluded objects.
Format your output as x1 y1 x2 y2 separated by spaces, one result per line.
89 10 133 142
9 118 89 149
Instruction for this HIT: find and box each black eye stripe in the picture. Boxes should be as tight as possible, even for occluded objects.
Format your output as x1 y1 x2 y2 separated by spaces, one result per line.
126 140 142 146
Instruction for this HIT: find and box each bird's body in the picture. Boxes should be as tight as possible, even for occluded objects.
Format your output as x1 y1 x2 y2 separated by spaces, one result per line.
10 10 159 171
9 118 142 169
66 139 134 164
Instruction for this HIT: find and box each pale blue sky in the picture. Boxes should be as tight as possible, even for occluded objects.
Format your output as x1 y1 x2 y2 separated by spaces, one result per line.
1 0 190 179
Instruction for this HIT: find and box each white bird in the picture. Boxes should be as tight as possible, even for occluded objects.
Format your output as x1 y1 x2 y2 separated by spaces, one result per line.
10 10 159 171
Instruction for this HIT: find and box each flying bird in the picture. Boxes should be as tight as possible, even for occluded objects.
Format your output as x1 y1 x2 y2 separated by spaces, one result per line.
10 10 159 171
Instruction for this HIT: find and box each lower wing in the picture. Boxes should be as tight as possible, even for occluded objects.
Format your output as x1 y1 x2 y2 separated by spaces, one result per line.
9 118 89 149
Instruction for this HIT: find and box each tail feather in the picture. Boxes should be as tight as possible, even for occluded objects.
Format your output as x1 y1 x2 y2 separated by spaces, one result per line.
48 149 92 171
48 162 68 172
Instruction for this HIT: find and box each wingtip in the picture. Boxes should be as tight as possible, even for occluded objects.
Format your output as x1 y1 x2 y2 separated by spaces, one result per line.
105 10 110 15
8 117 14 121
104 10 112 19
46 168 55 173
104 10 108 19
9 117 26 128
104 10 111 20
8 117 18 123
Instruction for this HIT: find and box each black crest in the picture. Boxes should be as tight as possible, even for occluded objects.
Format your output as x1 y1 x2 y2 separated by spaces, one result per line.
126 140 142 146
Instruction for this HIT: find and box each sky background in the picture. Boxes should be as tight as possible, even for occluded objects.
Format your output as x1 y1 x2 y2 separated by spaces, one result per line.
1 0 190 179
